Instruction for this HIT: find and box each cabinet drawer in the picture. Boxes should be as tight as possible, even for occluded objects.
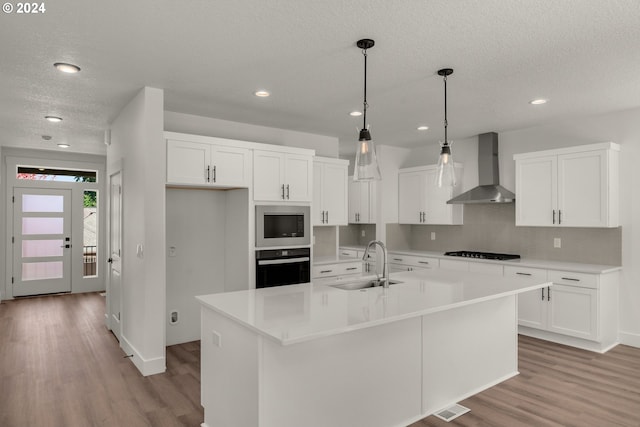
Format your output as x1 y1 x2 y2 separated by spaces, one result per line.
548 270 597 289
388 254 438 269
312 265 340 278
338 249 358 258
504 266 548 281
469 262 503 275
337 262 362 275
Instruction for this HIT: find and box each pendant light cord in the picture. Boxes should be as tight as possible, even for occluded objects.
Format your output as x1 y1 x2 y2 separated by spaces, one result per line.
443 73 448 145
362 48 368 130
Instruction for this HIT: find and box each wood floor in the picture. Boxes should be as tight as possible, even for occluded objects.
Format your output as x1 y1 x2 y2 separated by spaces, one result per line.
1 292 639 427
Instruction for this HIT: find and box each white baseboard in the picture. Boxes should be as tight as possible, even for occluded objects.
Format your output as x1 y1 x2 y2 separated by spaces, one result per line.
619 331 640 348
518 327 618 353
120 334 166 376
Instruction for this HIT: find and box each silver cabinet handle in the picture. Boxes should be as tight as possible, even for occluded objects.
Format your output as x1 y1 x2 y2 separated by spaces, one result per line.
346 267 358 271
320 269 333 274
281 184 285 199
206 165 210 182
561 277 580 282
326 211 329 223
547 286 551 301
286 184 290 199
558 210 562 224
393 258 403 261
541 288 545 300
418 261 430 264
552 210 556 224
213 165 216 182
516 272 532 276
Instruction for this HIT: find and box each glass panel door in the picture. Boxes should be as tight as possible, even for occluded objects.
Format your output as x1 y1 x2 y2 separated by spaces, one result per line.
13 188 72 296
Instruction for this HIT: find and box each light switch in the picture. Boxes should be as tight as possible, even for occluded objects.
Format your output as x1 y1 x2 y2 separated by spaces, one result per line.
212 330 222 348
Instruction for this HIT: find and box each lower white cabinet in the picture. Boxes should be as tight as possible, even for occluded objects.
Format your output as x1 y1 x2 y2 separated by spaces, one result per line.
312 261 362 285
507 266 618 350
388 253 438 273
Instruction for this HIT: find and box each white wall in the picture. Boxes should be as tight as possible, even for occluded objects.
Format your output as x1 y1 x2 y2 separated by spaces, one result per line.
107 87 166 375
165 111 339 157
165 188 227 346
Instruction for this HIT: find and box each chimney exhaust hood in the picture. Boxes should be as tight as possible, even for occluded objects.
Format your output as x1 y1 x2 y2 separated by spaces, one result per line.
447 132 515 204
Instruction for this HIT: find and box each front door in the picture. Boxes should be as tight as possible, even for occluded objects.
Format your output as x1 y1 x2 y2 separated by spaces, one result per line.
108 171 123 341
12 188 72 296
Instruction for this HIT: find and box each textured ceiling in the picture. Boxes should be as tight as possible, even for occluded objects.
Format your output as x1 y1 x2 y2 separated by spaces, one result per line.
1 0 639 155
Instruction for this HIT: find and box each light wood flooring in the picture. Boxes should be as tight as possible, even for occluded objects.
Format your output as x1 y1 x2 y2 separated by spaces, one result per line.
1 292 639 427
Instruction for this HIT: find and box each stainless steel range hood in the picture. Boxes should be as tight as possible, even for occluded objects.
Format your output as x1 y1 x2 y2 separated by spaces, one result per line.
447 132 515 204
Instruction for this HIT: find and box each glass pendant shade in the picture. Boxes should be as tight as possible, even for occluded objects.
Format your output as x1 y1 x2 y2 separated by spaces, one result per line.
354 136 381 181
437 141 457 187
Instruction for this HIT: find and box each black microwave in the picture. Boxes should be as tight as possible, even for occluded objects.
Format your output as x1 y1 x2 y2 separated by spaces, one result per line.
256 205 310 248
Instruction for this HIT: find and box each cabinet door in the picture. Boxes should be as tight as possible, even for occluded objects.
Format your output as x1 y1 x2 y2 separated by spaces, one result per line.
547 284 598 341
515 156 557 226
211 145 250 187
285 154 312 202
398 171 425 224
504 266 548 329
313 163 324 225
253 150 284 201
367 180 377 224
557 150 608 227
425 169 454 224
167 140 210 185
348 179 361 223
322 163 348 225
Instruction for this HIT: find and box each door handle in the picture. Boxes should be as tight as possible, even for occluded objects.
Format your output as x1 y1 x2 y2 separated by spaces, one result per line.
60 244 71 248
286 184 290 199
107 258 113 263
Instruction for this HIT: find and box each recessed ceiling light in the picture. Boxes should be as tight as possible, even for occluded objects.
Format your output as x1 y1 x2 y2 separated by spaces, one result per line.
417 126 429 131
41 135 52 140
45 116 63 122
54 63 81 73
529 99 548 105
349 111 362 117
57 143 70 148
254 90 270 97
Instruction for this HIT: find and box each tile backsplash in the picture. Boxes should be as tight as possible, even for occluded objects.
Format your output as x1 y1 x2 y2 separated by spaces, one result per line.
339 224 376 247
388 204 621 265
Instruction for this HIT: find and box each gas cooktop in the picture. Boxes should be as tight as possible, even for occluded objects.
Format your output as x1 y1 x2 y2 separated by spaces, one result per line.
444 251 521 261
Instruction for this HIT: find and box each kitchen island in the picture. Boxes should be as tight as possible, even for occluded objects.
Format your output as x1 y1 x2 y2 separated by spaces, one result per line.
196 269 550 427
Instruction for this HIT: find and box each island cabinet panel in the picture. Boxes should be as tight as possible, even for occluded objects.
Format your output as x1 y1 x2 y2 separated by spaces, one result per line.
260 318 423 427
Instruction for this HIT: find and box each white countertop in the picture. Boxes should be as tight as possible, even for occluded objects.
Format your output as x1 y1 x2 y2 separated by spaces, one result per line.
385 249 621 274
313 255 363 266
197 269 550 346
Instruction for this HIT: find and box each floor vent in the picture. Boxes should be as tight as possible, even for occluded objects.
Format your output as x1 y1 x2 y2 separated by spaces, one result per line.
434 403 470 422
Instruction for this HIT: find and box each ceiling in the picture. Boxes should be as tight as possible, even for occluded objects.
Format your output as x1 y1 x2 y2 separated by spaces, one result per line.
1 0 639 156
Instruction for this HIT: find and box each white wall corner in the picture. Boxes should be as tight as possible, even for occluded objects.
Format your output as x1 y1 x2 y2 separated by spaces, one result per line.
120 333 167 376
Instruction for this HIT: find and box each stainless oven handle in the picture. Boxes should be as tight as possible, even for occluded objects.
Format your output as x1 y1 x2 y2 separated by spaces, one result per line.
257 257 310 266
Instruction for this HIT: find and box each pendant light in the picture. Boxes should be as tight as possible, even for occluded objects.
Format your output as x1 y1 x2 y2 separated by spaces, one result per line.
353 39 381 181
436 68 457 188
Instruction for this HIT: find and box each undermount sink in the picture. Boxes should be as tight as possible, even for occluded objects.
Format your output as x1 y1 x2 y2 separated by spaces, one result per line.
330 279 403 291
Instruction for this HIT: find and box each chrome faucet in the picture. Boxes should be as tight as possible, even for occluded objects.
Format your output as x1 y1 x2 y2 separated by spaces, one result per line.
363 240 389 288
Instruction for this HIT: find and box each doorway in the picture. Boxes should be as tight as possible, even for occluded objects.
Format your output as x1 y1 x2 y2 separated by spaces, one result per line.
12 188 72 296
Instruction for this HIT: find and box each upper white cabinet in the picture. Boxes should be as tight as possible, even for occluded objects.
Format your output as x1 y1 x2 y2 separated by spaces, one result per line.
166 135 250 188
313 157 348 226
398 164 464 225
348 178 376 224
514 143 620 227
254 150 313 202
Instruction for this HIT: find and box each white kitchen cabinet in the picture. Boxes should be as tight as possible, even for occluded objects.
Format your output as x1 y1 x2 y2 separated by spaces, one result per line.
388 253 438 273
312 261 362 285
504 266 548 329
398 164 464 225
348 178 376 224
167 138 250 187
254 150 313 202
313 158 348 226
514 142 619 227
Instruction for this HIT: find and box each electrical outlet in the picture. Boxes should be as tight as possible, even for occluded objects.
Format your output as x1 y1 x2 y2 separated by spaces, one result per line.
168 246 177 257
431 232 436 241
361 230 366 237
554 238 561 248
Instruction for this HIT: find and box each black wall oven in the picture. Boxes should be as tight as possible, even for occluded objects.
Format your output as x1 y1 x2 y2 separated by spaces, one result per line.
256 248 311 288
255 205 310 248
